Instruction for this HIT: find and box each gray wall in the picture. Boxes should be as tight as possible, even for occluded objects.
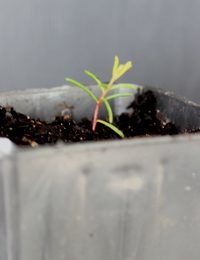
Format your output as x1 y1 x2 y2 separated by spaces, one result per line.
0 0 200 102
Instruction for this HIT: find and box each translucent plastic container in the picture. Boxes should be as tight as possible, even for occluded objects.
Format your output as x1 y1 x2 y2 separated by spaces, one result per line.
0 85 200 260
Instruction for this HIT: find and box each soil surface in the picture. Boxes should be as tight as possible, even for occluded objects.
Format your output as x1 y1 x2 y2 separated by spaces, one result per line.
0 90 184 147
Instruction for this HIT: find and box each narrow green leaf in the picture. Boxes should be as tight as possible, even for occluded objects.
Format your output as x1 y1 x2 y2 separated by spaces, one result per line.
101 83 108 89
105 93 132 101
84 70 106 90
102 99 113 123
97 119 124 138
65 78 98 103
111 83 138 91
112 56 119 76
112 61 133 82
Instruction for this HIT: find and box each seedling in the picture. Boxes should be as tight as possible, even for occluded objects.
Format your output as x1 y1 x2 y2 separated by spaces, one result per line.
65 56 137 138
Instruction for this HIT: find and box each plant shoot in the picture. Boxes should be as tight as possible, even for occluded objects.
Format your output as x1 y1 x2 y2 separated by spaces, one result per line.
65 56 137 138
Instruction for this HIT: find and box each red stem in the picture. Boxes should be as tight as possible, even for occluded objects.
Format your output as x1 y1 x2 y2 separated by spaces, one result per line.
92 94 105 131
92 102 100 131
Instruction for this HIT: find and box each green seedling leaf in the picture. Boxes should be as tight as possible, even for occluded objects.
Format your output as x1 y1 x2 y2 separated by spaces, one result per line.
97 119 124 138
101 83 108 89
118 62 132 76
102 99 113 123
65 78 98 103
112 56 119 76
105 93 132 101
111 83 138 91
84 70 106 90
112 60 133 83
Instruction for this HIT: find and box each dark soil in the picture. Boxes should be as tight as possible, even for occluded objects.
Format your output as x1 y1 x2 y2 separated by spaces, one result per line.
0 90 180 147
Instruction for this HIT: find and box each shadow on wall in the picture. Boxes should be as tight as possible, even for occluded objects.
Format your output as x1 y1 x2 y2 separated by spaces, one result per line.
0 0 200 102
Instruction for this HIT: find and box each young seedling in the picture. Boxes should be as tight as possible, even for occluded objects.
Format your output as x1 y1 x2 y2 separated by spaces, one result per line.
65 56 137 138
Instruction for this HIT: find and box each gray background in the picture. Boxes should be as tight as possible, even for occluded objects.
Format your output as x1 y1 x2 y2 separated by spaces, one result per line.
0 0 200 102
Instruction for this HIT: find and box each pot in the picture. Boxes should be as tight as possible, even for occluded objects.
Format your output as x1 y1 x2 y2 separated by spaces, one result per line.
0 85 200 260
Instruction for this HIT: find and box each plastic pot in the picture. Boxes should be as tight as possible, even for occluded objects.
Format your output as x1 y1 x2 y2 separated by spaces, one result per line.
0 85 200 260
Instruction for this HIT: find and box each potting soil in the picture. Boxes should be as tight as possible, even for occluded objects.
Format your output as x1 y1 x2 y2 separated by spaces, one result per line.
0 91 182 146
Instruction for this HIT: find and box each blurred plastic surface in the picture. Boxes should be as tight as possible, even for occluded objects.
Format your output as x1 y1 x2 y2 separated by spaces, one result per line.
1 135 200 260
